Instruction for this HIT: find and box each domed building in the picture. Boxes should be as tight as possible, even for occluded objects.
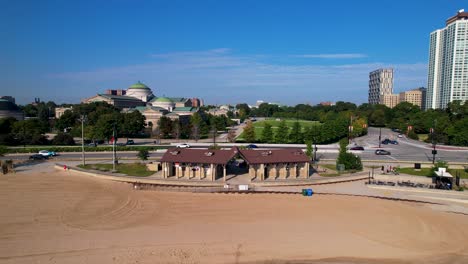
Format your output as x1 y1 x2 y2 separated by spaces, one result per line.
150 97 175 111
0 98 24 120
125 81 154 102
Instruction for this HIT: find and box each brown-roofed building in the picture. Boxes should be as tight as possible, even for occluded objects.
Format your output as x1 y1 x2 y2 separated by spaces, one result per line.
160 147 311 182
160 147 239 181
239 148 310 180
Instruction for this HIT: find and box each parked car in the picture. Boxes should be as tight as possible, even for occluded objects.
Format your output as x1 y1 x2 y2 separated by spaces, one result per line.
246 144 258 149
29 154 47 160
126 139 135 145
375 149 391 155
381 139 390 145
350 146 364 151
38 150 56 157
397 134 403 138
176 143 190 148
389 140 399 145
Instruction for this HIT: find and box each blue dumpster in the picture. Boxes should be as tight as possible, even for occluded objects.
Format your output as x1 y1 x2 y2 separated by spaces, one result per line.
306 189 313 196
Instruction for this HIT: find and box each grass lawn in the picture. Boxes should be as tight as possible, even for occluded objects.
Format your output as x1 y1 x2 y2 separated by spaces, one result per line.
316 163 362 177
238 119 321 141
77 163 154 177
418 134 429 141
397 167 468 179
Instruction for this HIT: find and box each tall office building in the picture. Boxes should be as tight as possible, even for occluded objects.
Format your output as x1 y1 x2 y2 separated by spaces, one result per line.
426 9 468 110
368 68 394 104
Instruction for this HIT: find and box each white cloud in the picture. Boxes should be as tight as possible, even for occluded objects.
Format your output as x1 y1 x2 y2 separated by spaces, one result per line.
293 53 368 59
48 49 427 105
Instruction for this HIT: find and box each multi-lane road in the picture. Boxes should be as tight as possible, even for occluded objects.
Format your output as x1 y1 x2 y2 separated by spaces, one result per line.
4 127 468 164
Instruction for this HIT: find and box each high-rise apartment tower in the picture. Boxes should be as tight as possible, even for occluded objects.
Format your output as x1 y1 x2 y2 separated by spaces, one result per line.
368 68 394 104
426 9 468 109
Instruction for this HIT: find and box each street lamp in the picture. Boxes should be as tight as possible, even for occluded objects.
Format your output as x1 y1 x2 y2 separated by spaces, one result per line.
112 123 117 171
431 120 437 164
378 127 382 148
78 115 87 166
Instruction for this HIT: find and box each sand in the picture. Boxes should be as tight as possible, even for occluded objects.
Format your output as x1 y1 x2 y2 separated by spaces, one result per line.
0 165 468 264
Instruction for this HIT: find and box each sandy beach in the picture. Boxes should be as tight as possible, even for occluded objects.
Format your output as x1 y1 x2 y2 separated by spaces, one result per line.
1 164 467 264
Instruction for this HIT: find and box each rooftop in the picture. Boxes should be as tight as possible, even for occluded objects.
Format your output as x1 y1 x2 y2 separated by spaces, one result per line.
98 94 144 101
239 148 310 165
152 97 174 103
161 147 238 165
446 10 468 25
128 81 150 90
173 107 197 112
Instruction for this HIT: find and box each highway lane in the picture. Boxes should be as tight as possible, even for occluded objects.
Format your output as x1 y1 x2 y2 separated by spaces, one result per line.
4 127 467 163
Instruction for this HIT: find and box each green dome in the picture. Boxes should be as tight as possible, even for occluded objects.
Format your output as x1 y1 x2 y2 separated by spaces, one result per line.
154 97 174 103
128 81 150 89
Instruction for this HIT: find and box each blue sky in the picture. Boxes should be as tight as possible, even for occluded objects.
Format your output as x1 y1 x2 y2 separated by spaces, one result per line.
1 0 463 105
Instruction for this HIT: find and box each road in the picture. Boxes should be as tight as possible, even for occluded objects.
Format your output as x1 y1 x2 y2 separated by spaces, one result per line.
4 127 467 164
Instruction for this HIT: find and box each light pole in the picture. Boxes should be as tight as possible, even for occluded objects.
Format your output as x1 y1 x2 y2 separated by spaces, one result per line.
431 120 437 164
112 123 117 171
79 115 87 166
378 127 382 148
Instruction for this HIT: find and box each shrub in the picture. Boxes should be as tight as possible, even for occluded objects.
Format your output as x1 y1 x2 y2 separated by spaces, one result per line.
52 133 75 145
138 149 149 161
208 144 221 150
337 152 363 171
0 145 7 156
407 130 419 140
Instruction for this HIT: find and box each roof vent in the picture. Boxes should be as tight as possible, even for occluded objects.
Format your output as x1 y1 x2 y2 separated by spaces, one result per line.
204 152 214 156
261 151 272 156
170 150 180 155
294 151 303 156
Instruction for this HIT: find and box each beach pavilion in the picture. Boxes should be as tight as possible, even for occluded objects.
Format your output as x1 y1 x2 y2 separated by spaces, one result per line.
160 147 311 182
160 147 239 181
238 148 311 181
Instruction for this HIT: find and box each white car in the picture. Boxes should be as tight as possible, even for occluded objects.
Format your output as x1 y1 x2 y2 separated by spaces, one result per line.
176 143 190 148
397 134 403 138
38 150 56 157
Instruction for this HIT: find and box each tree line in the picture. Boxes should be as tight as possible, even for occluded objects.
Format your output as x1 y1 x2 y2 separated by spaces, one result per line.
1 99 467 146
0 102 236 146
237 100 468 146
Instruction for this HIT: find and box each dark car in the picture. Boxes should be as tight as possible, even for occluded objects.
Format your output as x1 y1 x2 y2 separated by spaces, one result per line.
126 139 135 145
389 140 399 145
246 144 258 149
375 149 391 155
29 154 47 160
381 139 391 145
350 146 364 151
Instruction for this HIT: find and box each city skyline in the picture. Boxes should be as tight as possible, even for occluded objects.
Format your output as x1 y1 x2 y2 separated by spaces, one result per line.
1 1 463 105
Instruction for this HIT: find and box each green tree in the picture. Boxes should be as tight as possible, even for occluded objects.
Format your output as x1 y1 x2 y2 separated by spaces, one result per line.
289 121 302 143
138 149 149 161
55 110 78 132
158 116 173 139
93 113 121 141
122 111 146 139
261 122 273 143
274 120 289 143
52 133 75 145
305 141 313 160
190 112 202 141
0 145 8 156
243 121 256 142
172 119 181 140
368 109 386 127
